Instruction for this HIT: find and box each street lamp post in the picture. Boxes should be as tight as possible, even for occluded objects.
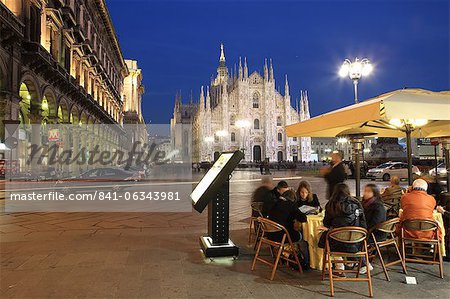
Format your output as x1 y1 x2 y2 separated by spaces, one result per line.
339 58 373 104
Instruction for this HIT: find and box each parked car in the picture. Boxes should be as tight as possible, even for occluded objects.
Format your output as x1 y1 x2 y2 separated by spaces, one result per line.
367 162 420 181
429 162 447 178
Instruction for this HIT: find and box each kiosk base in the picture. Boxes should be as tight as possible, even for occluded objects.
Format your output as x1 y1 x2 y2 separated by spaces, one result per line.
199 236 239 258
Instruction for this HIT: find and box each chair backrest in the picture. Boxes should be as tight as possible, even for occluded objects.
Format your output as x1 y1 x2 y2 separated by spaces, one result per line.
375 217 400 233
402 219 438 232
328 226 368 244
257 217 285 234
251 202 264 217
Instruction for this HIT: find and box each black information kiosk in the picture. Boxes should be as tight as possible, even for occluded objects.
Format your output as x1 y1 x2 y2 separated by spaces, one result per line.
191 151 244 258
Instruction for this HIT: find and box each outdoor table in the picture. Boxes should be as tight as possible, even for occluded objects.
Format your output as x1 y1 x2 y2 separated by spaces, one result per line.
399 209 446 257
301 213 325 270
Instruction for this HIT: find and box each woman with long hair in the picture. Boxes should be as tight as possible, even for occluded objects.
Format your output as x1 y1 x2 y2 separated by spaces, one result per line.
360 183 386 274
296 181 321 211
319 183 367 273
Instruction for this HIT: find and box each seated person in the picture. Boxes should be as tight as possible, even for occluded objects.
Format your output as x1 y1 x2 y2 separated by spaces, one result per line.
281 188 298 203
296 180 321 211
251 176 273 217
363 184 387 241
321 183 367 251
361 184 386 274
267 188 309 269
400 179 437 240
319 183 367 272
267 190 307 243
262 180 289 216
422 174 444 202
381 176 404 216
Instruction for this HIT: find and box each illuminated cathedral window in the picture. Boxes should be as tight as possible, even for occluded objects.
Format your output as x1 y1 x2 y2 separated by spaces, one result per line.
252 92 259 108
254 119 260 129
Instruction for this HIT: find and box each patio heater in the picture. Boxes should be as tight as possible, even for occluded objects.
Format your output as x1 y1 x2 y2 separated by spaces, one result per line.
338 129 376 199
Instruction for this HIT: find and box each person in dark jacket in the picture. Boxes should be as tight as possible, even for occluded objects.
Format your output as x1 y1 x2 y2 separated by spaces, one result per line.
262 180 290 216
319 183 366 273
251 176 273 217
296 180 321 211
423 175 444 202
320 183 367 252
363 184 386 241
361 184 386 273
321 152 347 199
267 191 307 243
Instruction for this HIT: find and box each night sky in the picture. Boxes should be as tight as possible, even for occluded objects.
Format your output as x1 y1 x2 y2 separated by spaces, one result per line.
107 0 449 124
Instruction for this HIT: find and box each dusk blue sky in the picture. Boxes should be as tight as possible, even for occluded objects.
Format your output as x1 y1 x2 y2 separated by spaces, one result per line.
107 0 449 124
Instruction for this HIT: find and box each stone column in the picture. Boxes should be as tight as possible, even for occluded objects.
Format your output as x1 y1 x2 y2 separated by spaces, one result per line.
28 111 43 175
78 126 87 173
70 124 80 176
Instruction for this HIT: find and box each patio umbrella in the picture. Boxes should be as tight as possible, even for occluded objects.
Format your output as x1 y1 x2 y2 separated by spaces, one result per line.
286 88 450 197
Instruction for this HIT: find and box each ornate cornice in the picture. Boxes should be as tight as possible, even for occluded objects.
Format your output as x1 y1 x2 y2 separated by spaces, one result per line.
93 0 128 76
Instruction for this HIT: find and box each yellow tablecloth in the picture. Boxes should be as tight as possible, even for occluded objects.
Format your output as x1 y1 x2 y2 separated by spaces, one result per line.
301 214 325 270
399 210 446 257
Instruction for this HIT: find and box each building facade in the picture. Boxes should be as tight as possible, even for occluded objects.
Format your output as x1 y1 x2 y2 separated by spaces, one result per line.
0 0 145 174
171 44 312 163
122 59 147 148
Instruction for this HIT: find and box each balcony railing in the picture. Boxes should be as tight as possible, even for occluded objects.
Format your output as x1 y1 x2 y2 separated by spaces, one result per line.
0 2 25 38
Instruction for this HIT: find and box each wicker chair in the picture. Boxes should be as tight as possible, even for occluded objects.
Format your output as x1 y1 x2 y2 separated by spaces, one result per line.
251 217 302 280
401 219 444 278
369 217 407 281
321 226 373 297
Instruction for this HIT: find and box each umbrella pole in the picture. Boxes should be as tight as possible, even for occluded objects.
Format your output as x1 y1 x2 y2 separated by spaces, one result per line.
405 127 413 186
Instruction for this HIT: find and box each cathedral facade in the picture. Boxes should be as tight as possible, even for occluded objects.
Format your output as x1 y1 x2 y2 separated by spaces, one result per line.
171 44 311 163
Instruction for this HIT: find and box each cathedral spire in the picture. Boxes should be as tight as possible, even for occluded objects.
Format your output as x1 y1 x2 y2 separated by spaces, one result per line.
269 59 274 82
300 90 305 119
199 86 205 111
264 58 269 81
303 90 310 118
175 91 182 110
284 75 290 97
206 86 211 111
219 43 225 63
244 57 248 79
238 57 243 79
216 43 228 81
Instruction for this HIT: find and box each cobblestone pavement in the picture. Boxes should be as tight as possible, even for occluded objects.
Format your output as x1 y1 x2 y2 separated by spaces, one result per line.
1 171 449 298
